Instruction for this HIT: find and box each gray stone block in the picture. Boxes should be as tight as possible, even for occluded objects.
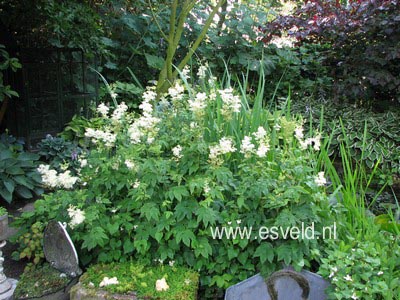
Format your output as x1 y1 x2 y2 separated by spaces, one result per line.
70 283 138 300
225 269 330 300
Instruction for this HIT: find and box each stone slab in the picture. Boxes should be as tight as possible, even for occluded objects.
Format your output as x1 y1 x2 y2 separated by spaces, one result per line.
70 283 138 300
225 270 330 300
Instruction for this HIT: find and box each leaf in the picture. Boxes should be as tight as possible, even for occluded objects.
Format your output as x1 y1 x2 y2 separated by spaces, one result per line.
193 237 212 258
175 229 195 247
6 166 24 175
140 203 160 221
254 242 274 264
0 187 12 203
15 186 33 199
104 61 118 70
106 222 120 235
227 247 239 260
196 206 217 227
168 185 189 202
3 179 14 193
154 231 163 242
82 227 108 250
122 16 141 33
18 152 39 161
14 176 34 189
145 53 165 70
0 149 13 160
276 244 293 266
123 239 134 254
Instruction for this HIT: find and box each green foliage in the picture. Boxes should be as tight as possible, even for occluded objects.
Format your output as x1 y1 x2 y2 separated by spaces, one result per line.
59 115 101 147
0 1 106 56
317 105 400 300
319 239 400 300
0 44 21 102
36 135 84 174
0 135 43 203
0 206 7 216
263 0 400 106
0 132 24 152
293 100 400 182
14 74 332 297
80 261 199 299
12 221 45 268
192 3 332 102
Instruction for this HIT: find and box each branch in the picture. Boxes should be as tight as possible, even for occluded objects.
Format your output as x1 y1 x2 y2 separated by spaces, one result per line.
148 0 169 41
174 0 226 76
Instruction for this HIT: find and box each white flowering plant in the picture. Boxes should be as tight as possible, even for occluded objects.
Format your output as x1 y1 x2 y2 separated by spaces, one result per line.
318 239 400 300
14 71 334 296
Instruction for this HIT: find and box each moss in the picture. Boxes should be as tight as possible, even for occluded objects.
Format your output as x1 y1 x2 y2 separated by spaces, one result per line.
79 261 199 300
14 262 72 299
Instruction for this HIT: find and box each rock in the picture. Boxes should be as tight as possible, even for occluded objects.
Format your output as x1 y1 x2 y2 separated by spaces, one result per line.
70 283 138 300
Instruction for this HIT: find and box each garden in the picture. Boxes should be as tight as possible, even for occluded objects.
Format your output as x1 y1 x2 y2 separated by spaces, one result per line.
0 0 399 299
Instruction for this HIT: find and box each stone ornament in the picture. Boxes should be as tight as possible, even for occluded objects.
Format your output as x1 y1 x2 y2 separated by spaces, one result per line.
43 220 82 277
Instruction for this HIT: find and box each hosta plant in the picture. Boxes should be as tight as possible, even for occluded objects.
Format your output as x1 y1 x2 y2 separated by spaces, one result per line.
36 134 84 174
0 138 43 203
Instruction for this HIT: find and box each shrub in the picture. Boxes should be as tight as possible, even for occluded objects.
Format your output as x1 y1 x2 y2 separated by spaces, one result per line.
14 72 333 297
261 0 400 107
194 2 332 101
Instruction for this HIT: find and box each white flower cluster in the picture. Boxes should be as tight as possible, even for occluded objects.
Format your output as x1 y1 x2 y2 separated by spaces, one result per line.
79 158 88 168
111 102 128 123
197 65 208 79
188 92 207 116
37 164 78 189
253 126 270 158
294 125 321 151
218 88 241 118
96 103 109 117
168 82 185 101
172 145 183 160
210 128 271 163
315 171 327 186
203 181 210 194
67 205 85 229
182 65 190 80
99 276 119 287
128 88 160 144
85 128 116 148
240 136 255 158
125 159 135 170
132 179 140 189
209 137 236 164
